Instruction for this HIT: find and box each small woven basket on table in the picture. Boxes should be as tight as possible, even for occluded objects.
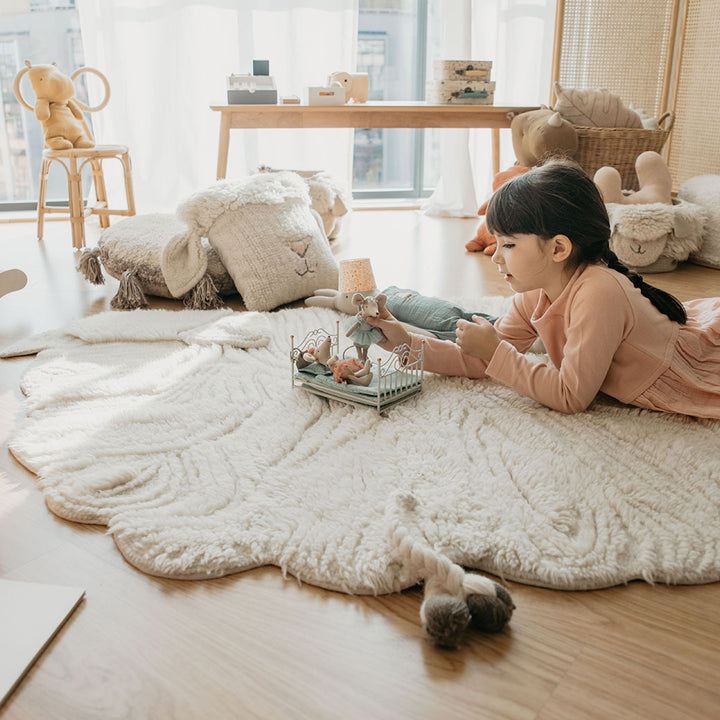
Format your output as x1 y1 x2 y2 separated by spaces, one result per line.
573 112 675 190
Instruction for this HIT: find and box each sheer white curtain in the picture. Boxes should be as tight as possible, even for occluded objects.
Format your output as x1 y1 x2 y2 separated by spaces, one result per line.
423 0 557 217
77 0 357 213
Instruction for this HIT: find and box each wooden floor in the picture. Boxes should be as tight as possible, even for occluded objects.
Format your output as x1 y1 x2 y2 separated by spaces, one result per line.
1 212 719 720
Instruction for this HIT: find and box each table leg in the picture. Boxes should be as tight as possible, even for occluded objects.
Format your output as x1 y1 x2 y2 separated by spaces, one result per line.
216 113 231 180
492 128 500 176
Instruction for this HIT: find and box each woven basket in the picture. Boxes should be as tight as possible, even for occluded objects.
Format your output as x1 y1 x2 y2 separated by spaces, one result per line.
574 113 675 190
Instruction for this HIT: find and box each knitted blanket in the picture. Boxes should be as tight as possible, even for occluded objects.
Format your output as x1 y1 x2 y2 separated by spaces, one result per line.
4 303 720 593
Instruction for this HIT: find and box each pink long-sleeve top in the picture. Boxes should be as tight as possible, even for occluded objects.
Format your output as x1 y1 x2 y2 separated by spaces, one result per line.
410 263 720 418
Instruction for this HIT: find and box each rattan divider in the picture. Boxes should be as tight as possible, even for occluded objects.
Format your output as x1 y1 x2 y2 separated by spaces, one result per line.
551 0 680 188
665 0 720 188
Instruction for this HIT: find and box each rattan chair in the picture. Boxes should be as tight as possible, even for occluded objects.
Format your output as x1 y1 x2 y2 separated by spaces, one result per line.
14 66 135 249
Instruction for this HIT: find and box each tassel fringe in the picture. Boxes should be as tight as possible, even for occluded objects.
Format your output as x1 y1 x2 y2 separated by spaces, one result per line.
183 273 223 310
111 270 148 310
78 248 105 285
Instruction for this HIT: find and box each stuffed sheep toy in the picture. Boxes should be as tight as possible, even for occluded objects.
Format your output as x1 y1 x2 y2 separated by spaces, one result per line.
595 152 706 273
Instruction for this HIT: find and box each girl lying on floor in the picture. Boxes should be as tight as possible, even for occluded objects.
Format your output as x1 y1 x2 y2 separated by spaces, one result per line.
368 160 720 419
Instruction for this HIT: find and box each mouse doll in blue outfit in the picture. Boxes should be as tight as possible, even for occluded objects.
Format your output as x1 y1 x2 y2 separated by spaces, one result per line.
345 292 387 361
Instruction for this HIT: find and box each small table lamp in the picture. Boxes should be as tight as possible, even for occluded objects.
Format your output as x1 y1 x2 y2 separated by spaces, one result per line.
339 257 377 295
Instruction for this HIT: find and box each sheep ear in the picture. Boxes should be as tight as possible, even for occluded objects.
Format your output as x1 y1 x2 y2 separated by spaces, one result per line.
332 195 348 217
160 231 208 298
351 292 364 304
671 203 701 240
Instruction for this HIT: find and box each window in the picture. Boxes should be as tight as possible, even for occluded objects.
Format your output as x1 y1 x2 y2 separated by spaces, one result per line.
0 1 87 210
353 0 438 201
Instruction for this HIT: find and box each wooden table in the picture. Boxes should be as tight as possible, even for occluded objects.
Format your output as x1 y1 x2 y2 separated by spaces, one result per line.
210 101 539 180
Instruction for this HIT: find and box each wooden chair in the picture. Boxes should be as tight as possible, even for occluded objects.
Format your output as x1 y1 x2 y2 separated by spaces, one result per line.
13 66 135 249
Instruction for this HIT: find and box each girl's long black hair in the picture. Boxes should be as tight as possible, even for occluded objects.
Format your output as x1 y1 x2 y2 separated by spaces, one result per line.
485 159 687 324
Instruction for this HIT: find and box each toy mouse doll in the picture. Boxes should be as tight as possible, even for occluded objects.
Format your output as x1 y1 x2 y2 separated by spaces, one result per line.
345 292 386 362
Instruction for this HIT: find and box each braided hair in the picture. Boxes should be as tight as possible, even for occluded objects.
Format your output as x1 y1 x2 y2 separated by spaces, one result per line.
485 159 687 324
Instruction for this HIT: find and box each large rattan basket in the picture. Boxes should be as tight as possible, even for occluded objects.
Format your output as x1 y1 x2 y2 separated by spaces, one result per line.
573 112 675 190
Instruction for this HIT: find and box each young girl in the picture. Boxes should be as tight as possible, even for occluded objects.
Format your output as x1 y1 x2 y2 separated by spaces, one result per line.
367 160 720 419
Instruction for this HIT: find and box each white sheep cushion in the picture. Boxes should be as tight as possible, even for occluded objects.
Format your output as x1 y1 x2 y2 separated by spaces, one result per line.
162 172 338 312
678 175 720 269
606 199 705 272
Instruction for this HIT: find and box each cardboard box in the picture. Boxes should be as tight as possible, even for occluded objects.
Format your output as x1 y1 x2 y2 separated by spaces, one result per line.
307 86 346 106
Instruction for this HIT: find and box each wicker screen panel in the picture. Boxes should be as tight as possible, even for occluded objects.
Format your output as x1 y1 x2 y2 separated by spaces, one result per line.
555 0 676 118
666 0 720 187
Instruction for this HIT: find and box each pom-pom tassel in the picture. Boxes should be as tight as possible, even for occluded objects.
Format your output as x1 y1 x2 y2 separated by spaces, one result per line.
111 269 148 310
183 273 223 310
78 247 105 285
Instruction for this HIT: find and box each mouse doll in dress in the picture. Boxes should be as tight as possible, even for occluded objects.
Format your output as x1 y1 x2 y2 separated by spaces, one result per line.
345 292 387 362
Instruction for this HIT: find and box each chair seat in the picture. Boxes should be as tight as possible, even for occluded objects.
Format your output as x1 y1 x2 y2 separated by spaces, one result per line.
43 144 130 159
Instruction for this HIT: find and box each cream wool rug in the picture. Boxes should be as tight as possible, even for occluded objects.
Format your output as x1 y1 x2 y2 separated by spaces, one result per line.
4 304 720 593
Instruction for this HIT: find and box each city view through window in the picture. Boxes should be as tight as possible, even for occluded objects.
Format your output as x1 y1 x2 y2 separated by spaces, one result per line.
0 1 438 209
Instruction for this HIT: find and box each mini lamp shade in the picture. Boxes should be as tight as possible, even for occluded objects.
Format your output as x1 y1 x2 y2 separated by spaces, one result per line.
339 258 376 294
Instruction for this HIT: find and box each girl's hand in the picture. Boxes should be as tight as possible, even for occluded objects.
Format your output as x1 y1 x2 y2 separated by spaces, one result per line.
365 306 412 351
456 316 500 361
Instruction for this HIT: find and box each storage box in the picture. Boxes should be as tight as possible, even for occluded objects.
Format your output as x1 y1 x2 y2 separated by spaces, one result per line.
426 80 496 105
307 86 346 106
433 60 493 82
227 74 277 105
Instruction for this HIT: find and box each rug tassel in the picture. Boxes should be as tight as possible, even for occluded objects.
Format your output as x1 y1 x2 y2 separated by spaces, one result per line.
386 491 515 649
183 273 223 310
111 269 148 310
78 247 105 285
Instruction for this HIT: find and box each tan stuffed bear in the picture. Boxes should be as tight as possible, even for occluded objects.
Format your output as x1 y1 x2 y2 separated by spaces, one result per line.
510 108 578 167
593 151 673 205
20 61 94 150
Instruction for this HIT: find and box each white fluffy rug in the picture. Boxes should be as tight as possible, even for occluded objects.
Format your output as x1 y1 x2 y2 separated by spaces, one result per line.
4 304 720 593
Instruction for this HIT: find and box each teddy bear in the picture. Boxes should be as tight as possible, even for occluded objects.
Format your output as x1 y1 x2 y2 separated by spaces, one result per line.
510 107 578 168
593 152 706 272
258 167 349 240
17 61 94 150
466 108 578 254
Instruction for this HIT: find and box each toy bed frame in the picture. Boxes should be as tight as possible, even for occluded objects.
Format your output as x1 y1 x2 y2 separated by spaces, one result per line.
290 322 425 411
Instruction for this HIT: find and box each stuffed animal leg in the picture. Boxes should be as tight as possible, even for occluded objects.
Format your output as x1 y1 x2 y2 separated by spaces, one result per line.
387 492 514 649
594 151 673 205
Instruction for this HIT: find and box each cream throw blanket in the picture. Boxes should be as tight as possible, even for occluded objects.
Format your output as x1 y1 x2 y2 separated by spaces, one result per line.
4 303 719 592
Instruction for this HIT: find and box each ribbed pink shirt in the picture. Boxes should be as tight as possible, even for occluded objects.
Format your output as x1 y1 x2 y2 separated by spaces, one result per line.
410 264 720 418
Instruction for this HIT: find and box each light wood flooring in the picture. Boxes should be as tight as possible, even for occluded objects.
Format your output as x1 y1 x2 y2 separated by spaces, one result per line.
1 211 719 720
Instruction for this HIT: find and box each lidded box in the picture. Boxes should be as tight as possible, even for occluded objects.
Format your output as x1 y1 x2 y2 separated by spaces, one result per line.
427 79 495 105
433 60 492 82
428 60 495 105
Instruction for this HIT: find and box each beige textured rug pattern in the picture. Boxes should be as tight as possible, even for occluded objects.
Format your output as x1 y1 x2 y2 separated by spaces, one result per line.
5 305 720 593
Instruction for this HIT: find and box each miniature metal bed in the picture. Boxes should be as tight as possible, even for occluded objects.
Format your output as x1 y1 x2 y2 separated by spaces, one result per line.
290 322 425 412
